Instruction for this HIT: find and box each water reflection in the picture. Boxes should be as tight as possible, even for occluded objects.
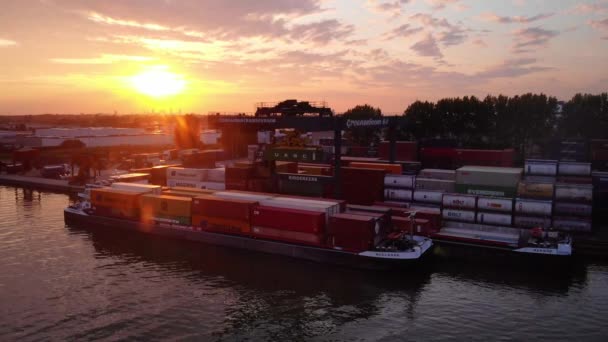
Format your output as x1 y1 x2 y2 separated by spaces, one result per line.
65 223 433 339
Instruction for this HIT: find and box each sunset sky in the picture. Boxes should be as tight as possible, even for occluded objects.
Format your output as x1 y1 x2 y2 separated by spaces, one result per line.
1 0 607 115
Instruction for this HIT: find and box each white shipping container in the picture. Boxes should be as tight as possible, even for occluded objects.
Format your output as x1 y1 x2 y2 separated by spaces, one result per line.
442 194 477 209
166 167 207 182
513 215 552 228
257 131 272 144
167 179 207 189
525 159 558 176
514 198 552 216
214 191 274 202
415 178 456 192
558 162 591 176
384 174 415 189
524 175 556 184
110 182 162 195
206 168 226 182
476 212 512 226
477 197 513 213
200 182 226 191
418 169 456 181
442 209 476 222
276 197 341 215
413 190 443 204
259 198 336 221
554 184 593 202
552 217 592 232
553 202 592 217
384 189 413 201
410 205 441 214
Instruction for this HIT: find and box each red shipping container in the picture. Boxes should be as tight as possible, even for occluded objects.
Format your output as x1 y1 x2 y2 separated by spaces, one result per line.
251 226 325 247
391 217 437 236
592 149 608 161
226 166 253 180
420 147 458 169
192 195 256 220
344 208 390 242
276 161 298 174
251 205 325 233
226 181 249 190
327 213 377 253
378 141 418 161
455 149 514 167
557 176 593 184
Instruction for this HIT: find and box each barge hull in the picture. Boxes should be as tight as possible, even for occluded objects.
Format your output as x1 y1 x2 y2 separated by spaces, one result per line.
64 209 430 270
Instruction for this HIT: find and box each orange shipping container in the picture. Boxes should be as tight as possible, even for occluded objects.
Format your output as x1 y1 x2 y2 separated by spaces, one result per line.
349 162 402 175
192 215 251 235
140 194 192 219
90 188 142 209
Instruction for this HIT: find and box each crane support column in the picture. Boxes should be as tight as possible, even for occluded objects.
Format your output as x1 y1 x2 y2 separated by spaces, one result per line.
333 117 342 199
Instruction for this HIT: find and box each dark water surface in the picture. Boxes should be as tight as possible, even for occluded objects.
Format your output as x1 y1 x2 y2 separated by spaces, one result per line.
1 186 607 341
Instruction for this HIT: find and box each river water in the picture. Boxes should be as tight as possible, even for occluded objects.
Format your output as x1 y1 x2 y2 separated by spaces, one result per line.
1 186 607 341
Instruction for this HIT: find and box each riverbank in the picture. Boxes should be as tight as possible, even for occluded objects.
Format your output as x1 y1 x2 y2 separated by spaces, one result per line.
0 174 84 193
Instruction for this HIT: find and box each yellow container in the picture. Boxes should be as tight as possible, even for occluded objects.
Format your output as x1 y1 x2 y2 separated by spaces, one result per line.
90 188 141 209
517 182 554 199
140 194 192 222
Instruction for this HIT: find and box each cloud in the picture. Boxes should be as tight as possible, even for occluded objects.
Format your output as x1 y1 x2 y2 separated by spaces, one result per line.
409 13 469 47
512 27 559 52
86 12 170 31
289 19 354 44
476 58 553 78
410 13 454 29
411 34 443 58
480 12 554 24
0 39 18 47
569 2 608 14
383 24 423 40
426 0 461 10
367 0 411 16
472 39 487 48
49 54 156 64
589 18 608 39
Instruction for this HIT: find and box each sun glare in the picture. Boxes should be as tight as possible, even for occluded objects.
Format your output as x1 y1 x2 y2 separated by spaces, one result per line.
130 67 186 97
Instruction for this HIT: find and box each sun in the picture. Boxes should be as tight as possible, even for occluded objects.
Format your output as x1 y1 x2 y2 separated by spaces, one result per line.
130 67 186 97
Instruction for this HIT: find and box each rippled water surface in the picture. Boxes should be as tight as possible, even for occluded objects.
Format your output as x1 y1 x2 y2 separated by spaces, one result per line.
1 186 608 341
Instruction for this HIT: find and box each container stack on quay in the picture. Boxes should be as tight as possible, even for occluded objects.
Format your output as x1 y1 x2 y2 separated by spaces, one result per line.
591 140 608 171
593 172 608 224
165 166 227 190
377 141 418 161
383 174 415 204
419 147 514 169
553 161 593 232
455 166 523 198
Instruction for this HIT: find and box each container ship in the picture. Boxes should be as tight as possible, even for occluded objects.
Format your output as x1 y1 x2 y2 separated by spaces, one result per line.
381 160 575 258
64 183 434 270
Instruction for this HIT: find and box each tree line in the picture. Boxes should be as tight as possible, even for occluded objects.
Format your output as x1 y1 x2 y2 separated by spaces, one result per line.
342 93 608 153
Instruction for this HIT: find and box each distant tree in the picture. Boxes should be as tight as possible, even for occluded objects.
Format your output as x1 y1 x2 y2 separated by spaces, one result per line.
342 104 383 146
400 100 437 140
174 114 201 149
505 93 558 156
559 93 608 139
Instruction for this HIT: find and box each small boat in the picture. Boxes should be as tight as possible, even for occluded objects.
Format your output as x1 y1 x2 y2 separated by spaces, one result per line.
432 220 572 257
